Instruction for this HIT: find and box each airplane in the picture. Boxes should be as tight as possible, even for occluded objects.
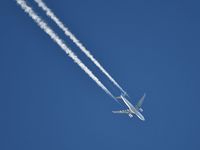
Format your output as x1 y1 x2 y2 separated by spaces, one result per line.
112 93 146 121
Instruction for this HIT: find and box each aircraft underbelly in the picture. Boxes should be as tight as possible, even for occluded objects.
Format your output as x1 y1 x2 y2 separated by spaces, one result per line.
129 109 136 114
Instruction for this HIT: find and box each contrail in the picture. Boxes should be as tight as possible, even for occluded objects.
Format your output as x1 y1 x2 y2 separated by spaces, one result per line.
34 0 127 95
16 0 117 101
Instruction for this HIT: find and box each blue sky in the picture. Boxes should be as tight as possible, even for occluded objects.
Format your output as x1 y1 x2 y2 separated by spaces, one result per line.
1 0 200 149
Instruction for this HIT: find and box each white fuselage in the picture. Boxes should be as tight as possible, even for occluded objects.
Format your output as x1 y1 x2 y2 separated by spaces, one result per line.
120 95 145 121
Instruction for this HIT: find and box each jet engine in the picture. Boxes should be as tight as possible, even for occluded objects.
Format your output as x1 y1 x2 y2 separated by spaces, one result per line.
128 114 133 118
139 108 143 112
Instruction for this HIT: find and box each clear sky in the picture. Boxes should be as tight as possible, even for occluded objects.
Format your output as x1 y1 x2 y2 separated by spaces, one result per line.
1 0 200 149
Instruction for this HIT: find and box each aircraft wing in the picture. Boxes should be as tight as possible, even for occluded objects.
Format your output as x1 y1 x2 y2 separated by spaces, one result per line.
135 93 146 110
116 96 122 99
112 109 130 114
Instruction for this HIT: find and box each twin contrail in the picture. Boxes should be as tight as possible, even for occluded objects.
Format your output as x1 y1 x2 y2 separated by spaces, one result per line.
34 0 127 95
16 0 117 100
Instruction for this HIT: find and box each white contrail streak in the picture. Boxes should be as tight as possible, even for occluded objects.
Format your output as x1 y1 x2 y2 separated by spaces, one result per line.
34 0 127 95
16 0 117 100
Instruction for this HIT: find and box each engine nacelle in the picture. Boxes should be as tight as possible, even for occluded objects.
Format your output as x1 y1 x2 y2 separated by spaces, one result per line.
139 108 143 112
128 114 133 118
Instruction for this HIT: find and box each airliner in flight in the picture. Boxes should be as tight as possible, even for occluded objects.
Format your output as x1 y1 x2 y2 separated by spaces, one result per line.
112 93 146 121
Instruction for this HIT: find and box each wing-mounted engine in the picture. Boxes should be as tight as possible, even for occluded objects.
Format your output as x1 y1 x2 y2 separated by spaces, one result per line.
128 114 133 118
139 108 143 112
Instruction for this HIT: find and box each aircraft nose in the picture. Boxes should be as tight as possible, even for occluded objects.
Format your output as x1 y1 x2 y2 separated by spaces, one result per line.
138 113 145 121
140 117 145 121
